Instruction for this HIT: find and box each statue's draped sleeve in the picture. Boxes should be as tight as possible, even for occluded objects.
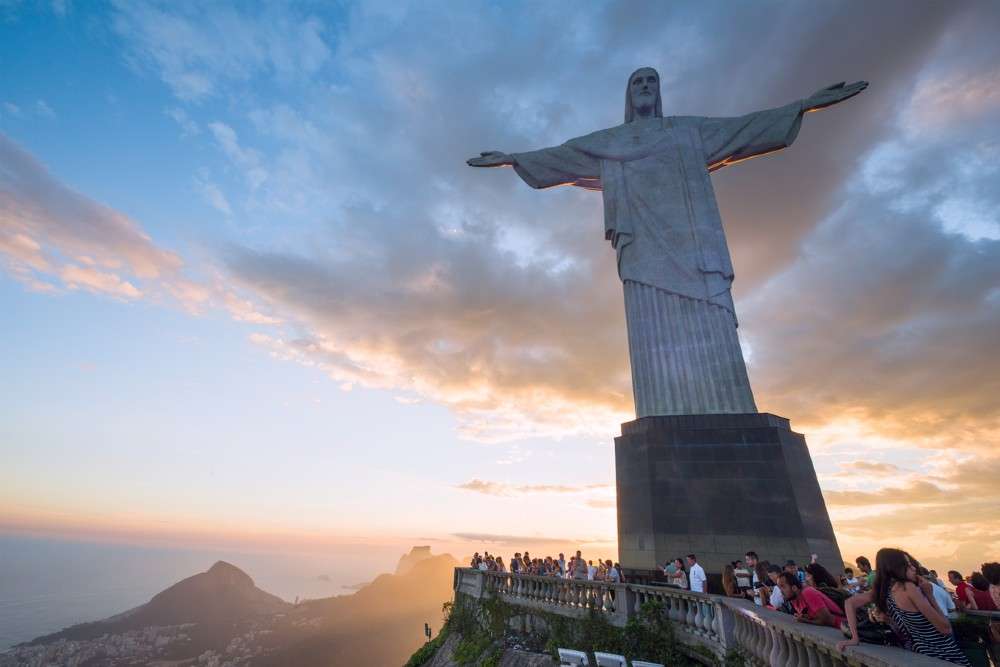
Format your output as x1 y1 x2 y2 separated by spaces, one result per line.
699 100 805 172
510 143 602 190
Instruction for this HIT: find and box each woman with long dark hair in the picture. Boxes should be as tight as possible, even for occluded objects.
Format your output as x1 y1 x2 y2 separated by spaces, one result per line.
837 548 969 665
722 564 742 598
806 562 841 589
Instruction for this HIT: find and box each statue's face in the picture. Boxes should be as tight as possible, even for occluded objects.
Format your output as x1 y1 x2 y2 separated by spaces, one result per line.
629 67 659 115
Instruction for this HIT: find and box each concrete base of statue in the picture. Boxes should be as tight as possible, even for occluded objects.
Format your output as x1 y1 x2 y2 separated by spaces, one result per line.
615 413 842 581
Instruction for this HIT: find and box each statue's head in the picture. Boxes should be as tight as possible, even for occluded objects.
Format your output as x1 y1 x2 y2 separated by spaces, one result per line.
625 66 662 123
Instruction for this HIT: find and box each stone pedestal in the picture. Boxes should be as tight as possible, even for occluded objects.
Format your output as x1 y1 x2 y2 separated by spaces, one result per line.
615 413 842 577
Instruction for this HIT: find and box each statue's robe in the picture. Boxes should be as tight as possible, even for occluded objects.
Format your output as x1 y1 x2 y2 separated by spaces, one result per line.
511 100 805 416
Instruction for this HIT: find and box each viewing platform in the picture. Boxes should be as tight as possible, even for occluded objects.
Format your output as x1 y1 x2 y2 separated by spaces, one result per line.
454 568 959 666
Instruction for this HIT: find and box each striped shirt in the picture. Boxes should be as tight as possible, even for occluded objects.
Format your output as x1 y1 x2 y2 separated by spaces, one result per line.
886 594 969 665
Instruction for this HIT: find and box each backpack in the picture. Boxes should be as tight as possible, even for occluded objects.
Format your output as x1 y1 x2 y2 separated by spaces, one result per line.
818 585 850 613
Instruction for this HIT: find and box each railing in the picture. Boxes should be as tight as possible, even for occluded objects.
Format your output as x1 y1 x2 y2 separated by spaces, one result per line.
454 568 956 666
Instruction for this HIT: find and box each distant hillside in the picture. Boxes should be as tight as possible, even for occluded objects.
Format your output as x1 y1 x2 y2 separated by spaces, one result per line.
27 560 290 645
396 545 434 575
257 553 460 666
13 550 460 666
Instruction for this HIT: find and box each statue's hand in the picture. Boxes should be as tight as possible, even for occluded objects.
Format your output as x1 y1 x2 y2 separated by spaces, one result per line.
804 80 868 112
467 151 515 167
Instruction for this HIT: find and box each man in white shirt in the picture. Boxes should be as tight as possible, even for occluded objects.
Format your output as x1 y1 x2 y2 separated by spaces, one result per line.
558 553 566 577
766 564 785 609
844 567 860 594
587 560 597 581
744 551 763 606
918 567 957 618
687 554 707 593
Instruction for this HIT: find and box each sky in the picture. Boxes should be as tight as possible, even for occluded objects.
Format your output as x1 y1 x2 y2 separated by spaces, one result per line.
1 0 999 576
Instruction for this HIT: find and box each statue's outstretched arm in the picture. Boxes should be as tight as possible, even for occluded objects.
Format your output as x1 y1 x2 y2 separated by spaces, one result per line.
803 81 868 113
702 80 867 171
467 151 515 167
468 142 600 190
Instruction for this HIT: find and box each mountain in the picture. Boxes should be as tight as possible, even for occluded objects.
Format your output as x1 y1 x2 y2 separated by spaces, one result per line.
116 560 288 628
396 545 434 575
258 552 460 666
27 560 290 646
6 549 460 666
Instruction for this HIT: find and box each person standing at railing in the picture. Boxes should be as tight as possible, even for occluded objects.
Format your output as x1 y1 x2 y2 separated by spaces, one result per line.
778 572 846 629
667 558 688 590
572 550 588 580
983 562 1000 609
856 555 876 590
837 548 970 666
722 564 742 597
968 572 997 611
844 567 861 593
744 551 763 605
687 554 707 593
558 553 566 577
948 570 974 610
765 564 786 610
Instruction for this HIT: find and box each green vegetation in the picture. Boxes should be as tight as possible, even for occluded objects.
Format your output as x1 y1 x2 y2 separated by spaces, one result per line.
405 594 705 666
403 631 447 667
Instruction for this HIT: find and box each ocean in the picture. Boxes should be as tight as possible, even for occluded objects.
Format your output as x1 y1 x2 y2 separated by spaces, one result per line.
0 535 404 650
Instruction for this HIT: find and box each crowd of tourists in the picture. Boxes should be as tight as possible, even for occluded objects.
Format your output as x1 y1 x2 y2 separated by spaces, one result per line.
468 547 999 665
469 550 624 583
678 548 998 666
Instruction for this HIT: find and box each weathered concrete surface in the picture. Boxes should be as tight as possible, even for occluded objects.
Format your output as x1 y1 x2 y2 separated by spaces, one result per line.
469 69 867 418
616 412 842 575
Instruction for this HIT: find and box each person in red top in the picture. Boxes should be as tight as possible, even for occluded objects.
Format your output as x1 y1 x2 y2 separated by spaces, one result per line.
777 572 846 628
967 572 998 611
948 570 974 610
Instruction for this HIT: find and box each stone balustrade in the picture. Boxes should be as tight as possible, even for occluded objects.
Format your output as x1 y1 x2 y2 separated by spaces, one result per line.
454 568 955 666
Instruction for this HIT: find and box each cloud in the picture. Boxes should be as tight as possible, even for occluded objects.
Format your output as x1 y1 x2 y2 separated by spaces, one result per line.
0 133 281 324
456 479 610 497
830 461 905 479
166 107 199 136
194 173 232 216
0 133 183 298
182 0 994 447
6 0 997 568
825 481 950 508
34 99 55 118
451 532 597 547
58 264 141 299
111 1 331 101
208 122 267 190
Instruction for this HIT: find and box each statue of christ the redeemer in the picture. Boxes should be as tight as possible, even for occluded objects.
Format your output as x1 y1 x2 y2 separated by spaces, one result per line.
469 69 866 418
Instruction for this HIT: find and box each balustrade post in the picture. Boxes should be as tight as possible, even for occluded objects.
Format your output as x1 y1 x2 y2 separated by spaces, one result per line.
774 628 791 666
671 595 685 623
793 638 809 665
806 642 822 667
684 597 697 629
701 600 714 636
715 601 735 650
